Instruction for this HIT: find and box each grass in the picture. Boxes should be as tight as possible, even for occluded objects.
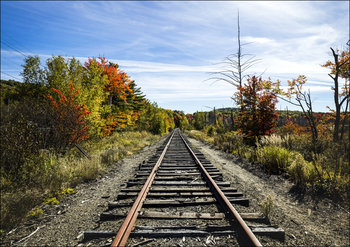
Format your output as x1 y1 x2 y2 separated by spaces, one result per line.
188 129 349 202
0 130 160 232
186 130 215 144
256 145 294 174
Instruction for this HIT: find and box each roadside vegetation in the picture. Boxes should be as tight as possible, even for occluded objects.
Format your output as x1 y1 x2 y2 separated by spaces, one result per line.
0 55 189 231
186 45 349 203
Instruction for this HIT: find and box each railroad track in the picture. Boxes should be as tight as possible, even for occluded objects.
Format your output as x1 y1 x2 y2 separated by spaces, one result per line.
82 129 284 246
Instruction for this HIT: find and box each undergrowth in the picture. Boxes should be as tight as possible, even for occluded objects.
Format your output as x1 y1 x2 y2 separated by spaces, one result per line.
0 131 160 231
187 130 349 202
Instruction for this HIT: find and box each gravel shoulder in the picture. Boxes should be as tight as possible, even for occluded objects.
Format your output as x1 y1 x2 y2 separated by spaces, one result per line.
2 133 349 247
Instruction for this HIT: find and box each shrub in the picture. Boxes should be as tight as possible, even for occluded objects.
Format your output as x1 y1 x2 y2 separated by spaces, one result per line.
26 208 44 218
259 194 274 218
206 125 216 137
212 131 258 161
0 191 42 230
0 130 160 231
256 145 294 174
288 153 317 186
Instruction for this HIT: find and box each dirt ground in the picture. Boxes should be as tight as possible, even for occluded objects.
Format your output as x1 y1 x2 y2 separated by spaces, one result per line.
1 133 349 247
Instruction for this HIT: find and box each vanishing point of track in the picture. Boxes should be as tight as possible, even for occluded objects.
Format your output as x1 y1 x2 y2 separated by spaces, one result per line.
83 129 284 246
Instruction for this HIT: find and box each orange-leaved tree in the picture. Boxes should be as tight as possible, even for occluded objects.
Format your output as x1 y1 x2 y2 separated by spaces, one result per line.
234 76 278 138
91 56 140 135
48 83 90 145
97 56 133 104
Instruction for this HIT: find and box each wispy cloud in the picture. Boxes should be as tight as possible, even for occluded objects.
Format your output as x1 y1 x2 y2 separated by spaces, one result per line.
1 1 348 112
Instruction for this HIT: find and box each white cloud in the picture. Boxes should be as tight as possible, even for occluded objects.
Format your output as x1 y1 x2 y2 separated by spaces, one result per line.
2 1 348 113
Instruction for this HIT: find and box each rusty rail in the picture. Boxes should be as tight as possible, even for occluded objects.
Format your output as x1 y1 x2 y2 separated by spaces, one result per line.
111 129 261 246
111 130 175 247
178 132 262 247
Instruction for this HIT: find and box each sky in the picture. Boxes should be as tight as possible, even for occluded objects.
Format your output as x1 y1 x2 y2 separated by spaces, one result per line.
1 1 349 114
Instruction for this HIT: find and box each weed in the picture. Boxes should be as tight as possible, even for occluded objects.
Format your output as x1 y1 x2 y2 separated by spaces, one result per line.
65 188 76 194
259 194 274 218
26 209 44 218
260 134 284 147
43 197 59 205
186 130 214 144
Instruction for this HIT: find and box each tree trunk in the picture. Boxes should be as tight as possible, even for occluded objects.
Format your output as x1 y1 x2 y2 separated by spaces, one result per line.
331 48 340 142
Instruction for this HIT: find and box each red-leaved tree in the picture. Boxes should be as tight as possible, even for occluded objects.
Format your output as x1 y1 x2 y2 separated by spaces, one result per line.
234 76 278 137
48 83 90 145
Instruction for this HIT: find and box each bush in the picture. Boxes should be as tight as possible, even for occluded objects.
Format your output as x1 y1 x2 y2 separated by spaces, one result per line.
0 130 160 231
288 153 317 186
1 191 42 230
259 194 274 218
257 145 294 174
206 125 216 137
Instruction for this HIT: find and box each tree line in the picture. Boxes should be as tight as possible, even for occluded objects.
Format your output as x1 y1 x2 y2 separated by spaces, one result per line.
0 55 189 179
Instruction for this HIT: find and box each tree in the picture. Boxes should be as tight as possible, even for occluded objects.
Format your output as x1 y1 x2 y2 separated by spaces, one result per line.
82 57 109 137
21 55 45 85
48 83 90 145
321 47 349 142
208 10 260 111
46 55 69 92
209 11 260 88
19 56 46 99
286 75 319 149
68 57 84 87
193 112 206 130
173 111 189 130
93 56 145 135
234 76 278 138
98 56 133 105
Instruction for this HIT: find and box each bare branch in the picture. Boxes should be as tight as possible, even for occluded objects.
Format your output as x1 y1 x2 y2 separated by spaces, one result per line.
340 93 350 106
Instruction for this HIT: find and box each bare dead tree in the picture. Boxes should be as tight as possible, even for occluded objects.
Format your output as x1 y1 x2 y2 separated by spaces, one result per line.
296 90 318 146
207 10 260 92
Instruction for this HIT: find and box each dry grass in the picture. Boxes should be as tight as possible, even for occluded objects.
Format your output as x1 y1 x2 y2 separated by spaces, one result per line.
186 130 215 144
0 131 160 231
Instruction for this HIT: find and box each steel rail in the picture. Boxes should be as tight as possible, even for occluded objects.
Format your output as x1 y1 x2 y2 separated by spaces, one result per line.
178 132 262 247
111 130 176 247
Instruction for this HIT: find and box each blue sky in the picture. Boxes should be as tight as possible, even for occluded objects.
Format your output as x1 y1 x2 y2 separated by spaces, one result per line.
1 1 349 113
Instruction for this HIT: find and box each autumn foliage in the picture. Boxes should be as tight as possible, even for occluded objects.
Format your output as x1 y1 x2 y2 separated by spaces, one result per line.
234 76 278 137
83 56 144 136
48 83 90 144
322 50 350 79
88 56 133 103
